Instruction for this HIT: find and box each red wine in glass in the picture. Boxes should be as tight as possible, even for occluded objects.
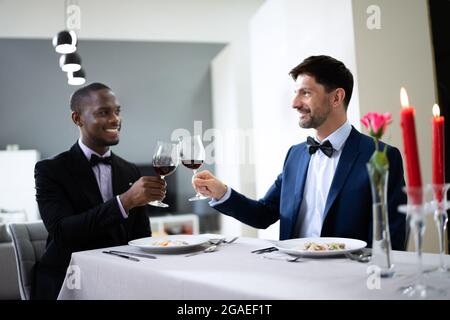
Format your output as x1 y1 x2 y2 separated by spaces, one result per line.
153 165 177 176
181 160 204 170
179 135 208 201
149 142 179 208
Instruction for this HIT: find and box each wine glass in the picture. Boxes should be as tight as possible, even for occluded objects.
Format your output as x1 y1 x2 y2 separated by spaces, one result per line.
149 141 179 208
425 183 450 277
397 185 446 298
179 135 208 201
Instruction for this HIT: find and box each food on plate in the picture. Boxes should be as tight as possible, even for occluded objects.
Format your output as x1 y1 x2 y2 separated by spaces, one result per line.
151 239 189 247
302 242 346 251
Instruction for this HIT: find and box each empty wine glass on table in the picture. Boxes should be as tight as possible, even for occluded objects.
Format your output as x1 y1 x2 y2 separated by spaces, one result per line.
426 183 450 278
149 141 179 208
179 135 208 201
397 186 446 299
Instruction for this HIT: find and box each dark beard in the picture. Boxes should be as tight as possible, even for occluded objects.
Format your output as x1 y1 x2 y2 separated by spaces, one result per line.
299 114 327 129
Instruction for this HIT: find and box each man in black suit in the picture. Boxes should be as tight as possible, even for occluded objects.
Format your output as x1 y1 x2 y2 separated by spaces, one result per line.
33 83 166 299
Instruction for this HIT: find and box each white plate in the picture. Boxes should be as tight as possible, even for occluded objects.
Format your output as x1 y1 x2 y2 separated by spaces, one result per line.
275 237 367 257
128 235 210 253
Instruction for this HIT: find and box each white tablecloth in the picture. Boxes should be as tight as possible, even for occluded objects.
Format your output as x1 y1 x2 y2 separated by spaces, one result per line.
57 235 450 300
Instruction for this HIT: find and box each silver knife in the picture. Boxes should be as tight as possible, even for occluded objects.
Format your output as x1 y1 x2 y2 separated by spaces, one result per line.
108 250 157 259
251 246 278 254
102 251 140 261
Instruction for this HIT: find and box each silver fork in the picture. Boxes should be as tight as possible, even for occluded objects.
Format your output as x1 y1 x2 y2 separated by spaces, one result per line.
209 237 238 245
224 236 238 244
345 250 371 263
185 245 218 257
208 238 226 245
262 254 301 262
287 256 301 263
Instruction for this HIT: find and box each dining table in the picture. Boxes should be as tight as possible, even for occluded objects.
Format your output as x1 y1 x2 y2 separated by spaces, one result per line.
57 234 450 300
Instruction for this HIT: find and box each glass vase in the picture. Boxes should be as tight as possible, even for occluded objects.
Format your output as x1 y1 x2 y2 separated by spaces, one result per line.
367 162 395 278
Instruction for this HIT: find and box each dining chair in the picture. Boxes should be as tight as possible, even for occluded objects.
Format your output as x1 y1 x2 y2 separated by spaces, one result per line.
9 221 47 300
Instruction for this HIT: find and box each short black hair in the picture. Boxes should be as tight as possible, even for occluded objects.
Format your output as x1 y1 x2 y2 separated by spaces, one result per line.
70 82 111 112
289 55 354 109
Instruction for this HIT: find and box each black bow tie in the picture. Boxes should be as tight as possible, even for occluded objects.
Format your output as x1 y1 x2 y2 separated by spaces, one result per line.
90 154 112 166
306 136 334 158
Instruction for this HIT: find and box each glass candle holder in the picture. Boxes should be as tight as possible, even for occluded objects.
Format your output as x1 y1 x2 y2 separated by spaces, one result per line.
397 185 446 298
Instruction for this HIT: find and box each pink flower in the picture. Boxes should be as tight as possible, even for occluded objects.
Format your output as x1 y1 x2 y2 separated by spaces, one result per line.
360 112 392 139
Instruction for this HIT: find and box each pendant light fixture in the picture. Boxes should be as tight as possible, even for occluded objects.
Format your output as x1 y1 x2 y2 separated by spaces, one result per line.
52 30 77 54
52 0 87 85
52 0 80 54
59 52 82 72
68 68 86 86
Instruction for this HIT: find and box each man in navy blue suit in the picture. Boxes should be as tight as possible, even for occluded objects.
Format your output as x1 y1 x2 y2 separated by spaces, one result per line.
193 55 407 250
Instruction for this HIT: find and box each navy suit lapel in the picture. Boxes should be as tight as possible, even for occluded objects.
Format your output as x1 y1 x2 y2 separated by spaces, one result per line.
322 127 361 220
290 144 311 236
294 144 311 202
67 143 103 206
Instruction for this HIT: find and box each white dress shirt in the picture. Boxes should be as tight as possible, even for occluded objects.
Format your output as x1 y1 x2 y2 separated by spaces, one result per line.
294 121 352 237
78 139 128 219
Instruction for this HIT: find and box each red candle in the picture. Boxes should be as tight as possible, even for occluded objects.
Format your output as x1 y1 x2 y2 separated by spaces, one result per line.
400 88 422 203
432 104 445 201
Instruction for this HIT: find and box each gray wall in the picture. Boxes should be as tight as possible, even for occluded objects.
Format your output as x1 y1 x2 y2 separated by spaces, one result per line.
0 38 224 214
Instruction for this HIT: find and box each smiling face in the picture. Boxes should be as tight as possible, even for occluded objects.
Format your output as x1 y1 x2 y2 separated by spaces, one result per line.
72 88 121 154
292 74 334 130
